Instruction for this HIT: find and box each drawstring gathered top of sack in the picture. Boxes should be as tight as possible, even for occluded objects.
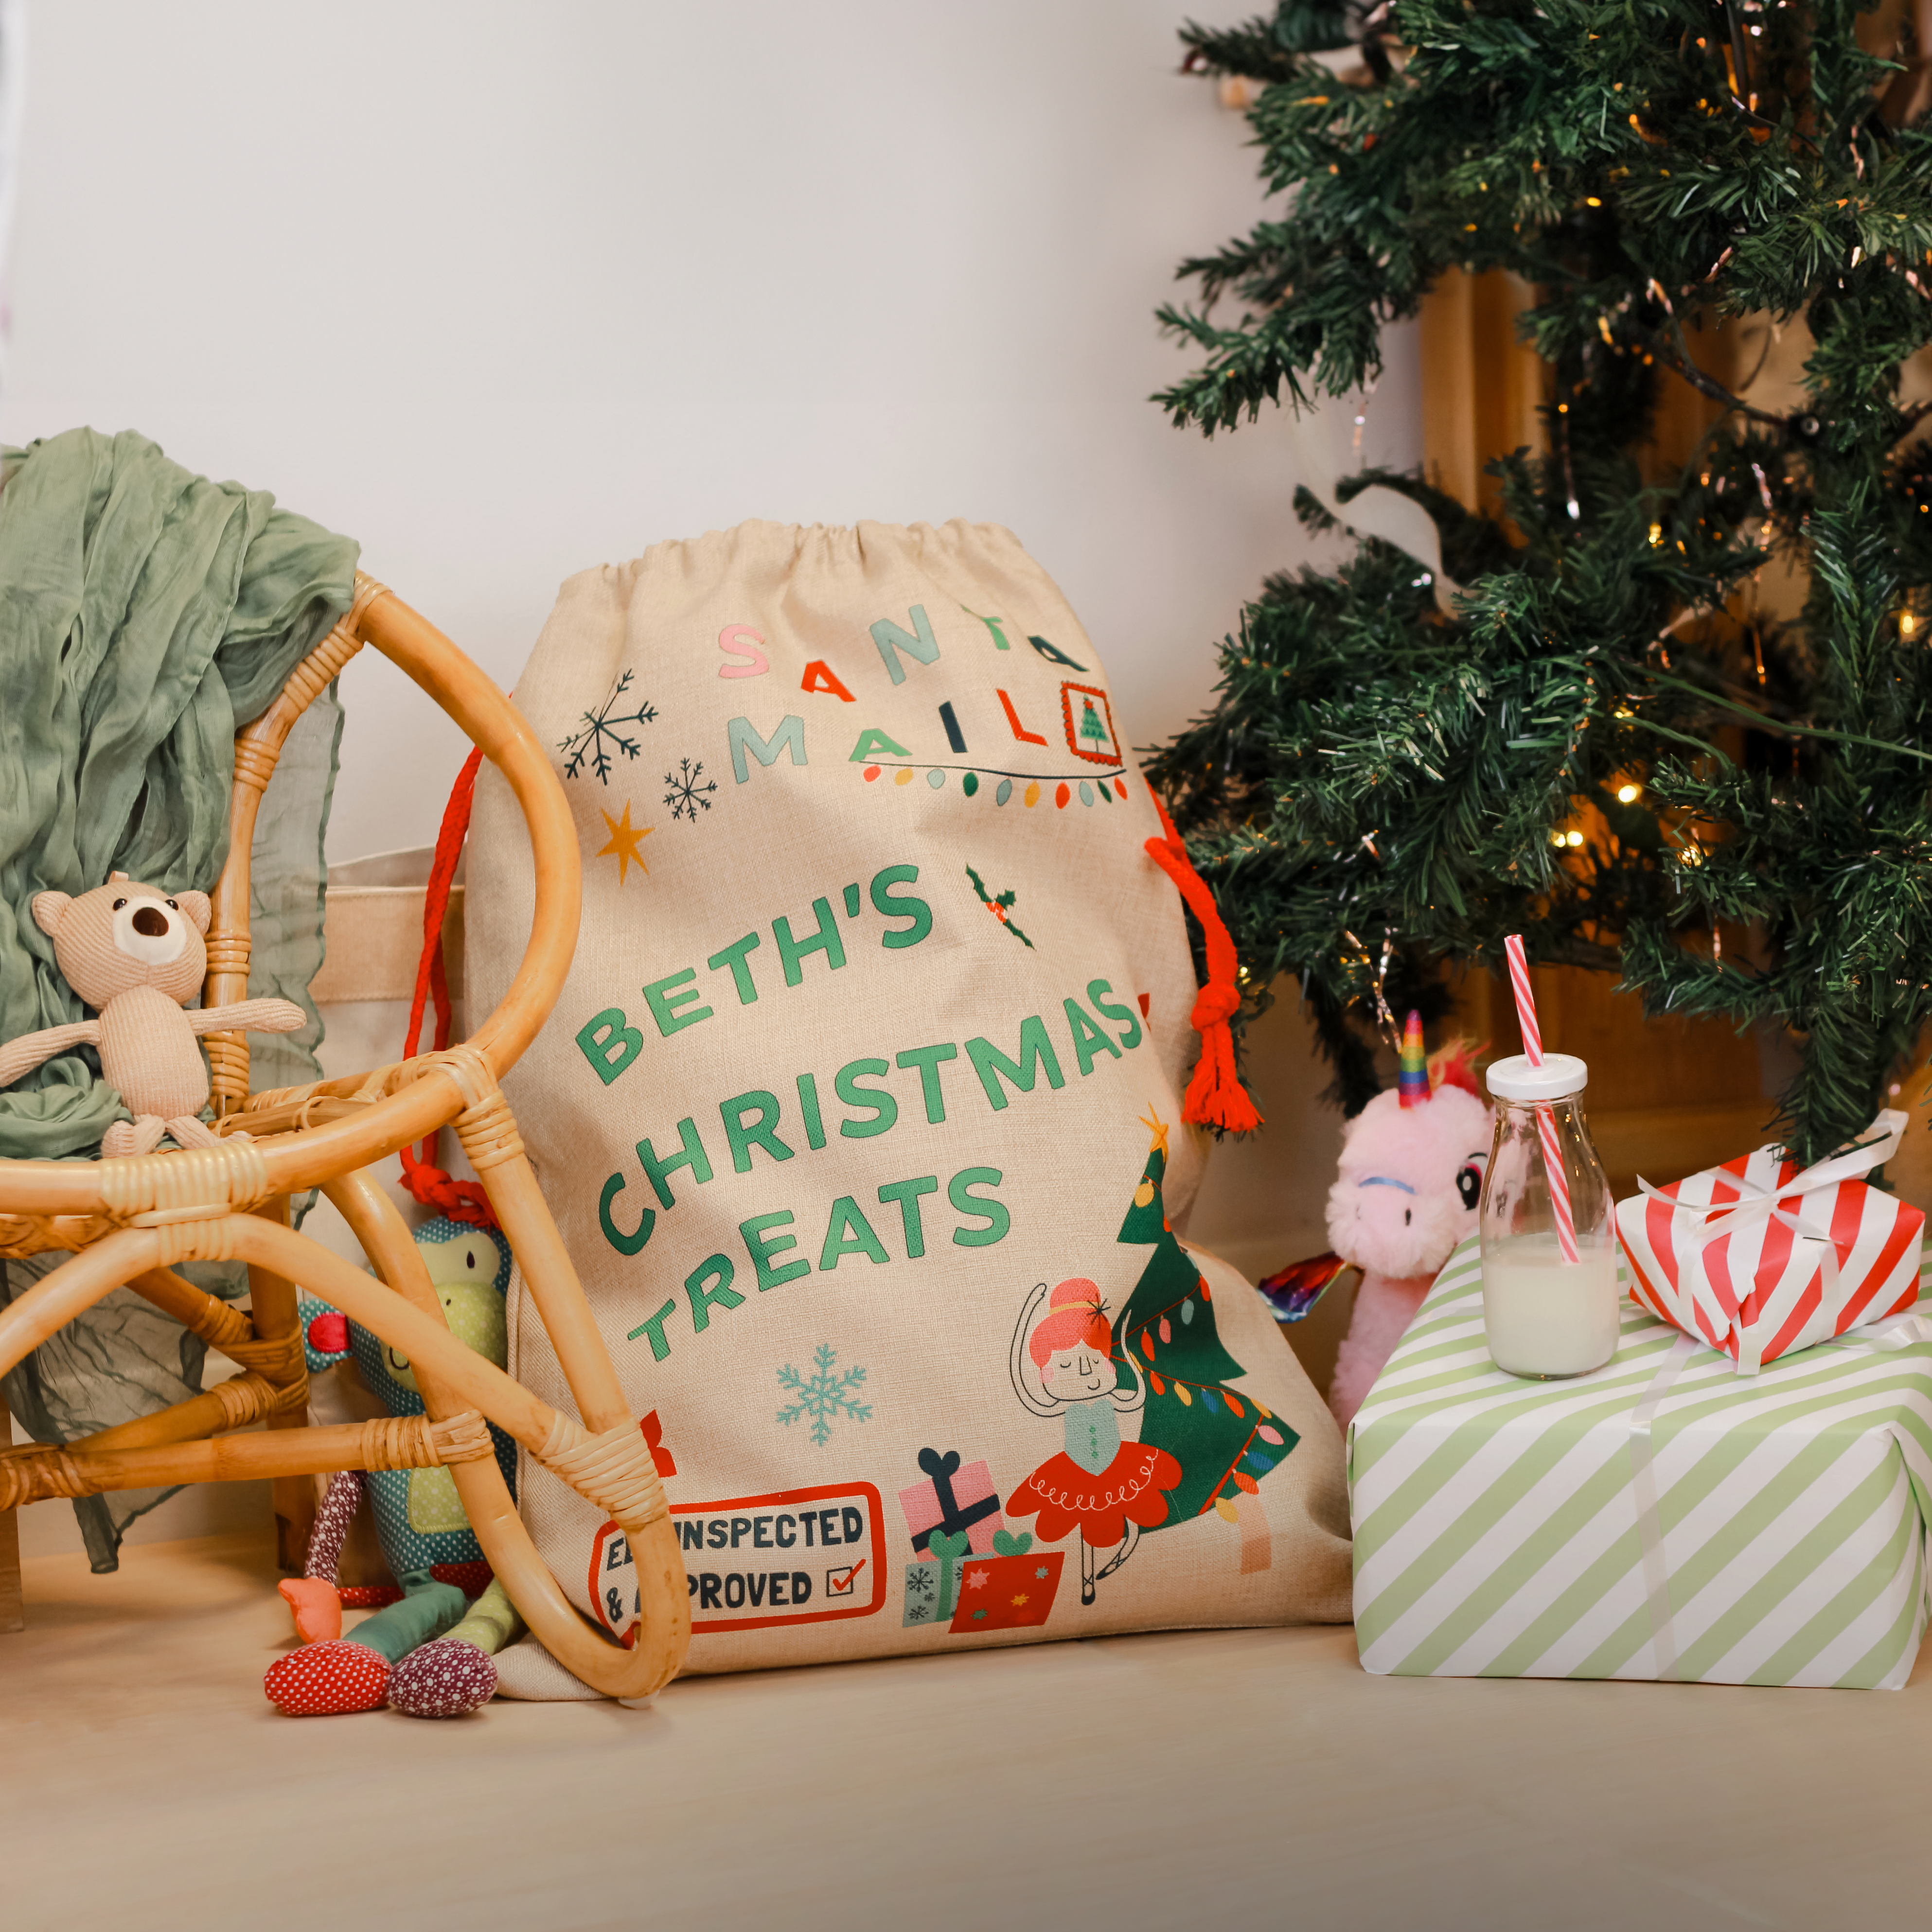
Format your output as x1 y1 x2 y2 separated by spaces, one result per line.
398 758 1260 1207
399 745 497 1228
1141 782 1262 1134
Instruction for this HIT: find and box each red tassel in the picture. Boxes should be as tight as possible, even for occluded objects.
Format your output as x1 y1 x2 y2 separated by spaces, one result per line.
1141 782 1263 1132
399 747 498 1229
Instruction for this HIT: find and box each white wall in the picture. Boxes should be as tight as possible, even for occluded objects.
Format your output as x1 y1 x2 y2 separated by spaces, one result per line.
3 13 1413 1537
2 0 1416 863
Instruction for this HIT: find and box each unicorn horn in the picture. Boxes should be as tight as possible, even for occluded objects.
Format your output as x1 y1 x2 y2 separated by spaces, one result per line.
1397 1010 1430 1109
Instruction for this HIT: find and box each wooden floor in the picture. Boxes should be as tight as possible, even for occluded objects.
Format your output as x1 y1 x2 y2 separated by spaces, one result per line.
3 1533 1928 1931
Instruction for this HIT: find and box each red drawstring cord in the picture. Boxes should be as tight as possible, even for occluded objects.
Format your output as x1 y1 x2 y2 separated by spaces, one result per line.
402 762 1253 1183
1142 781 1263 1132
398 746 498 1227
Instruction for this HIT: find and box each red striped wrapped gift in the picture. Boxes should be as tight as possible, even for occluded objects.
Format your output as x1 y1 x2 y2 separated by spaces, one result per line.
1615 1111 1925 1374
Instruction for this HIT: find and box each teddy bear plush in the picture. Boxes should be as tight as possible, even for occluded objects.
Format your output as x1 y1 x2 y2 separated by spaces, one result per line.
263 1216 524 1718
1324 1032 1493 1429
0 872 305 1155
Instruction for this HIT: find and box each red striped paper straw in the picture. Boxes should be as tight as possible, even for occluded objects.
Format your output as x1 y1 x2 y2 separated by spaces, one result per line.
1504 932 1542 1063
1504 933 1579 1265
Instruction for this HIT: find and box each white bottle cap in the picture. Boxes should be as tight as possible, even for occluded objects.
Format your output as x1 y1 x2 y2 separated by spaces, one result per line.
1486 1052 1587 1102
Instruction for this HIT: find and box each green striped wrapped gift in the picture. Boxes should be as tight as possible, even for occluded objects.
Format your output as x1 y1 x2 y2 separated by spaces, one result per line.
1349 1237 1932 1688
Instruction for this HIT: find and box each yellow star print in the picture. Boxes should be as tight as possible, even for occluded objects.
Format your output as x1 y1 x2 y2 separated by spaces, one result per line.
596 801 652 884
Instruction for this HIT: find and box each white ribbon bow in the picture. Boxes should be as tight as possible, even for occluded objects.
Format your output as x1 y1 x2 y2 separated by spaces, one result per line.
1634 1110 1907 1318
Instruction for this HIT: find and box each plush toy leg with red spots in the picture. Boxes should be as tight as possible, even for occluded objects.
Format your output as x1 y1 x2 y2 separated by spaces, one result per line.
265 1572 468 1717
265 1195 524 1717
266 1472 471 1718
264 1638 392 1716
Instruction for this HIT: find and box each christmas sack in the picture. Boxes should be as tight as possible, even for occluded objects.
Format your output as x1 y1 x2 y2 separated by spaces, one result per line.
465 519 1351 1678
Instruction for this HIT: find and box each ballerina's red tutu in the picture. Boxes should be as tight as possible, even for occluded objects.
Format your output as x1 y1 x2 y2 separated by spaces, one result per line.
1006 1278 1182 1558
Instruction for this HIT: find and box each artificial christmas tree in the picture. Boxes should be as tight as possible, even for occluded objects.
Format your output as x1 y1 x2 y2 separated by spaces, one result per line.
1150 0 1932 1163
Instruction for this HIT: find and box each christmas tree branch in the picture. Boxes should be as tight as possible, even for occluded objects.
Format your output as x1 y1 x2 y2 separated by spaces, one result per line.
1625 322 1792 431
1642 668 1932 764
1152 0 1932 1151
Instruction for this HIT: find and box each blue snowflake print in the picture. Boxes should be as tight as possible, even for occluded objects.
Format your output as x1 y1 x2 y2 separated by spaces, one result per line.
777 1344 871 1447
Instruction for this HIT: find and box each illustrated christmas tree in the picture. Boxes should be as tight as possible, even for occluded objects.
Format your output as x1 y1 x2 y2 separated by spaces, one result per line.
1146 0 1932 1161
1079 698 1109 750
1113 1112 1300 1525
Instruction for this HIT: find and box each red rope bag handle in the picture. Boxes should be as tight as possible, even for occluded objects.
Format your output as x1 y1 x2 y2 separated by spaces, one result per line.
1142 780 1263 1133
398 746 498 1227
401 761 1255 1207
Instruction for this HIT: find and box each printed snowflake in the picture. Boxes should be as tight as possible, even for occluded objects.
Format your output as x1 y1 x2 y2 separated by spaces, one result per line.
776 1344 871 1447
664 757 718 821
560 669 658 784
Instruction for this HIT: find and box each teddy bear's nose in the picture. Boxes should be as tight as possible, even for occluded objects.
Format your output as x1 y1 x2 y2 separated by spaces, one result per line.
131 905 170 938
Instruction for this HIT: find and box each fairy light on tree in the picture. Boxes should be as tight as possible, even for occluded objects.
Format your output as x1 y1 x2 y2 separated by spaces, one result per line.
1149 0 1932 1160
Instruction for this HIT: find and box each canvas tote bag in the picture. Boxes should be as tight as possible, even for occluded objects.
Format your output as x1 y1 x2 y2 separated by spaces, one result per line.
465 520 1350 1679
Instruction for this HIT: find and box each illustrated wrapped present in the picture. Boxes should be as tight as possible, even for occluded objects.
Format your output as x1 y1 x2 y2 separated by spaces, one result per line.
949 1536 1064 1634
1615 1109 1925 1374
901 1542 973 1627
902 1529 1064 1632
898 1447 1004 1557
1350 1236 1932 1687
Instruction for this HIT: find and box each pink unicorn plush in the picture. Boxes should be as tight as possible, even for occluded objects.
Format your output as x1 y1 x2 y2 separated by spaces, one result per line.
1325 1023 1492 1429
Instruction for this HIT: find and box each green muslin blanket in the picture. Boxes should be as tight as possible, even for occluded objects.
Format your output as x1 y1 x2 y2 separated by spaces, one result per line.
0 428 357 1569
0 427 357 1158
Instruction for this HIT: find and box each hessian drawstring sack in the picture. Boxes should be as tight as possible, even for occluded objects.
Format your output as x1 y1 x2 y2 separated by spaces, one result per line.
464 520 1350 1679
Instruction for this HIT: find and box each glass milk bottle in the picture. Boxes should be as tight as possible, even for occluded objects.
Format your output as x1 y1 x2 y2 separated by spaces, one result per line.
1479 1053 1621 1378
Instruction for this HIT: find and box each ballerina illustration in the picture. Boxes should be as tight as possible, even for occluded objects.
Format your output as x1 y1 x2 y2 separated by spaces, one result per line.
1005 1277 1182 1605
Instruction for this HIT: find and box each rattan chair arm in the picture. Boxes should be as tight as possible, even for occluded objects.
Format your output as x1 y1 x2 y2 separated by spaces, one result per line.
69 1369 306 1457
215 1095 372 1140
325 1168 688 1699
203 578 382 1113
0 1229 166 1370
353 579 581 1076
0 1410 488 1510
0 1070 451 1215
123 1265 256 1353
0 573 580 1214
0 1216 540 1440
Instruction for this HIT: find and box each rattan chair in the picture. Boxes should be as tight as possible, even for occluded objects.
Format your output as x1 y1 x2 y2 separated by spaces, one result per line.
0 574 690 1699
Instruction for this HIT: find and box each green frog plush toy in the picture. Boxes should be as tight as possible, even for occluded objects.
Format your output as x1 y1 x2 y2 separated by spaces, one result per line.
264 1216 523 1718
